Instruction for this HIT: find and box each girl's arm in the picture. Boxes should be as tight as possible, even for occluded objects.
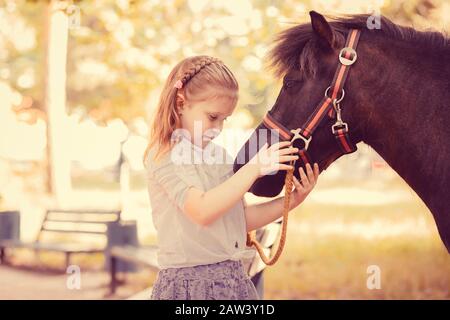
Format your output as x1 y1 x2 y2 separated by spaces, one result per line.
183 141 299 226
184 164 258 226
244 163 319 232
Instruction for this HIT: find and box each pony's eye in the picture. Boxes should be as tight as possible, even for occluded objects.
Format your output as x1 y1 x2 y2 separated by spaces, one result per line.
283 79 296 88
209 115 218 121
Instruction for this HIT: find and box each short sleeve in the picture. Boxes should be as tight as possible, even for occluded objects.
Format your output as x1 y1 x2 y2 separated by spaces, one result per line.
242 197 248 209
147 152 205 211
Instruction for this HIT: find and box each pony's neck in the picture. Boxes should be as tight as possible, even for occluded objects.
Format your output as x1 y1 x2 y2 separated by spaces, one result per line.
354 33 450 213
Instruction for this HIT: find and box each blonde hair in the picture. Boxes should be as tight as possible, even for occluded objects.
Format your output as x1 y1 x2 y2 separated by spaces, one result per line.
143 55 239 166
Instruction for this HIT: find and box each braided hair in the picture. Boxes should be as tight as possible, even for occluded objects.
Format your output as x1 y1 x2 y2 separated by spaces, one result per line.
177 56 222 88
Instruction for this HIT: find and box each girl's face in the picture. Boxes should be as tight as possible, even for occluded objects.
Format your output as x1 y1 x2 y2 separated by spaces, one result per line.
178 94 236 149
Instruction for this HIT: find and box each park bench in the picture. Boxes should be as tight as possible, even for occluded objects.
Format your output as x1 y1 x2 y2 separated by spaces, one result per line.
109 244 159 294
0 208 121 269
109 219 283 299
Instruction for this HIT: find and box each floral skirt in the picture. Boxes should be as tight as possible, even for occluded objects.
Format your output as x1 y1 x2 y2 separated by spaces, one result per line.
150 259 260 300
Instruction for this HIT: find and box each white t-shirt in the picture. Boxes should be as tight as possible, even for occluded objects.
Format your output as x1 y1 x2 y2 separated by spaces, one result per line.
145 135 255 269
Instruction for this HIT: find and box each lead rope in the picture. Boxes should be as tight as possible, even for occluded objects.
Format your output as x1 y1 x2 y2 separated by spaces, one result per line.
246 157 296 265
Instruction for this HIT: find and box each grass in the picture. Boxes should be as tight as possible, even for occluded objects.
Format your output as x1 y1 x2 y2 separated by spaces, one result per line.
263 192 450 299
71 171 146 191
265 234 449 299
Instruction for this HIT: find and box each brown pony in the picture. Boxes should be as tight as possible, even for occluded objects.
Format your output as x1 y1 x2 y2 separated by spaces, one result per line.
233 11 450 253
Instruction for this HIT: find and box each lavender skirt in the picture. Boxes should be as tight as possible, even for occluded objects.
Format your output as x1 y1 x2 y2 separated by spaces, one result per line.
150 259 260 300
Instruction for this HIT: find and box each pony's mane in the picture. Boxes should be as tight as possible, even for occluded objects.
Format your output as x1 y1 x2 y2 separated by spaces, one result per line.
267 14 450 79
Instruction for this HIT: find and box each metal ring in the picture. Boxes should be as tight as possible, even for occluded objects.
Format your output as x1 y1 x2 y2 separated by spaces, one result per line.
339 47 357 66
324 86 345 104
290 128 312 151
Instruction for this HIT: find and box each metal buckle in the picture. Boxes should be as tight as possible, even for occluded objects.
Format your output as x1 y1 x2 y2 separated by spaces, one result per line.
324 86 345 104
339 47 357 66
332 122 348 134
290 128 312 151
331 100 349 134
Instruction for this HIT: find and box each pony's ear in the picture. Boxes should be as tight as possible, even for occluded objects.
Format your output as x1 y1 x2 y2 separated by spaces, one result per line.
309 11 336 49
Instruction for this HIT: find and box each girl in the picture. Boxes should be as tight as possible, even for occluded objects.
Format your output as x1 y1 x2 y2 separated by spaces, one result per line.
143 55 319 300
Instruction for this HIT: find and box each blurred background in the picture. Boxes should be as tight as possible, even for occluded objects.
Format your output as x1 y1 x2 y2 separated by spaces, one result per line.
0 0 449 299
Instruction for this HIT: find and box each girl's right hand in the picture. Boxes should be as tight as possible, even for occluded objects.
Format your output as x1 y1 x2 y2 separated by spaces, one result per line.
246 141 299 178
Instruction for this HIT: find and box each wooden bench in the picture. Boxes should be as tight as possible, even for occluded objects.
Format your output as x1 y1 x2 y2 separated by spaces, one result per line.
0 208 121 269
109 219 283 299
109 245 159 294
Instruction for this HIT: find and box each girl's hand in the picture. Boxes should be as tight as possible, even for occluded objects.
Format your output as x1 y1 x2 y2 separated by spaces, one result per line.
290 163 319 207
246 141 299 178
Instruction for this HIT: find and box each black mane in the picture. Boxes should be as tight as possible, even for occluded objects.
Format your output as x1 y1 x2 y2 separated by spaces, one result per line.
267 14 450 79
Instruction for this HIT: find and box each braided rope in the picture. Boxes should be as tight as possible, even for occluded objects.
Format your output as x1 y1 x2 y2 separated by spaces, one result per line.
246 159 295 265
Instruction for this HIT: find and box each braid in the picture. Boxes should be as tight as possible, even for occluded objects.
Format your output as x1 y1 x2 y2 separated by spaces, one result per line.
179 56 222 86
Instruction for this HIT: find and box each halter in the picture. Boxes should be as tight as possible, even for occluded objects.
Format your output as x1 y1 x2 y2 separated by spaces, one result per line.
262 29 361 167
246 29 362 266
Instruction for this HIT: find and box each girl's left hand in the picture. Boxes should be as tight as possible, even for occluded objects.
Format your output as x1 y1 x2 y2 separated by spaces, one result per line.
291 163 319 207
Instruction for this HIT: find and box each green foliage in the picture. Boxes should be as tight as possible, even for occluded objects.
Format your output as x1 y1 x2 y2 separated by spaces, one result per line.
2 0 448 125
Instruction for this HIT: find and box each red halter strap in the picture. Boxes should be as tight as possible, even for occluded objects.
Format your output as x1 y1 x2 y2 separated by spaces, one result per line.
262 29 361 164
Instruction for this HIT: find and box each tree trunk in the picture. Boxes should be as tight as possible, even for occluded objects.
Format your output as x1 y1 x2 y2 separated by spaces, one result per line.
43 0 72 202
